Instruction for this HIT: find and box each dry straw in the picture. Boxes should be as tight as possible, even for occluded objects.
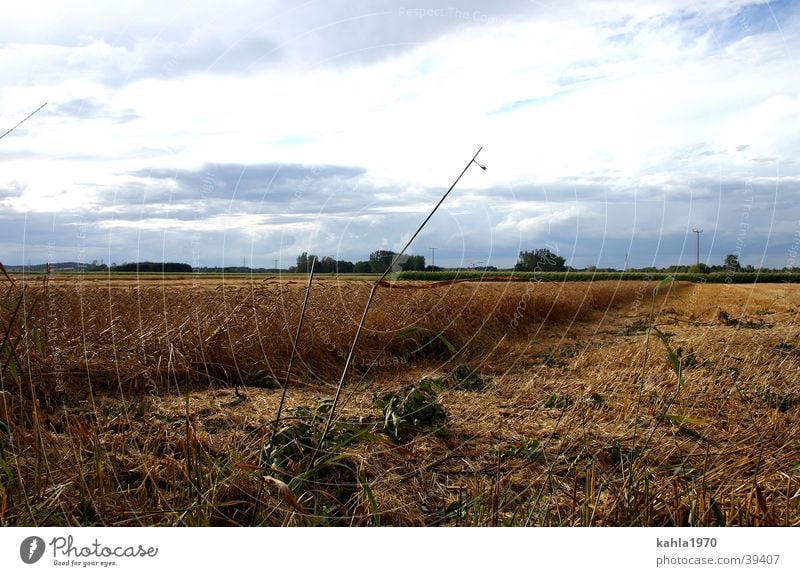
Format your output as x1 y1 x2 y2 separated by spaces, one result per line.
2 274 799 525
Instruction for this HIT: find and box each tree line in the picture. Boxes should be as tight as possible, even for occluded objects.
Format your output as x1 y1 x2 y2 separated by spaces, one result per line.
111 262 192 273
17 249 794 275
291 250 429 273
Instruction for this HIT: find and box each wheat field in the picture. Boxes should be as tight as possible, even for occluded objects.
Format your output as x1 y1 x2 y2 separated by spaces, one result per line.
1 274 798 526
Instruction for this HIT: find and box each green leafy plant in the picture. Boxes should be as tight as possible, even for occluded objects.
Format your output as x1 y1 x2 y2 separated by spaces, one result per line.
243 370 280 390
649 327 715 444
658 413 716 445
620 319 651 335
718 310 771 329
496 438 540 461
758 389 800 412
540 354 567 368
375 378 447 440
543 393 573 409
776 343 800 356
586 392 606 407
392 326 456 359
259 399 384 525
448 364 488 391
674 347 698 369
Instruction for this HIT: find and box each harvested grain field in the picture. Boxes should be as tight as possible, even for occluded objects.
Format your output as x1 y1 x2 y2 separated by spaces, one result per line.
1 275 799 526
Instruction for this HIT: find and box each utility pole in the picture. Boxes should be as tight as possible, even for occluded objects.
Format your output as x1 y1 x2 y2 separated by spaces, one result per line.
274 259 278 271
430 247 436 270
692 229 703 266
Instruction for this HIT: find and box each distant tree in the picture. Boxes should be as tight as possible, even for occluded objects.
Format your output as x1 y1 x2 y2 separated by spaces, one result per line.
295 255 355 273
111 262 191 273
724 254 741 271
403 254 426 271
689 263 710 274
368 250 424 273
514 248 566 272
295 252 318 273
318 256 336 273
296 252 308 272
369 250 400 273
354 261 372 273
85 259 108 272
335 260 354 273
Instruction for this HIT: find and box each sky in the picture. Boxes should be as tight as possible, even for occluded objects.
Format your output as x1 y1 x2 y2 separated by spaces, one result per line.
1 0 799 270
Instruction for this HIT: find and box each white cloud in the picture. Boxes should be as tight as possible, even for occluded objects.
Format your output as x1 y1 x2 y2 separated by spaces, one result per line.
2 0 799 268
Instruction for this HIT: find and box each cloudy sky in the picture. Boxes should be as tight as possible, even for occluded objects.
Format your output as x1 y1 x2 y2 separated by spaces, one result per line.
1 0 798 269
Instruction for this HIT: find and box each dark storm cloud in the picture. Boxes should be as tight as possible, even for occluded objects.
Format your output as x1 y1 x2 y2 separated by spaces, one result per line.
130 162 364 200
74 161 442 243
0 211 108 265
4 157 794 269
118 162 399 219
504 173 797 208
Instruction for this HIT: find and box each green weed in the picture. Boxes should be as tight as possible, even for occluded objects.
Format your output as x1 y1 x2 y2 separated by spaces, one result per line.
375 379 447 440
448 364 488 391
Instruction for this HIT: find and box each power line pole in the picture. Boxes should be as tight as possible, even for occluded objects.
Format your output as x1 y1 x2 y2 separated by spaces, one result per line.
692 228 703 266
274 259 278 271
430 247 436 270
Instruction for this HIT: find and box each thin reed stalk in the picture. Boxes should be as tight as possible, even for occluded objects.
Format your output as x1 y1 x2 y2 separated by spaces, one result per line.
316 147 485 450
252 257 316 524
